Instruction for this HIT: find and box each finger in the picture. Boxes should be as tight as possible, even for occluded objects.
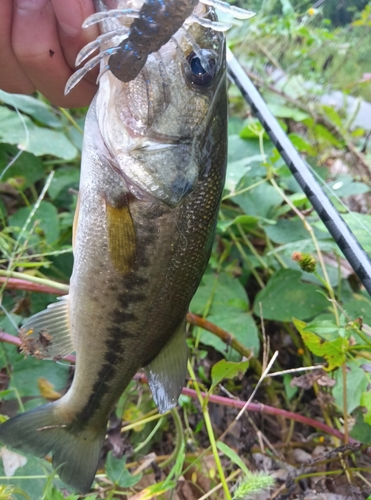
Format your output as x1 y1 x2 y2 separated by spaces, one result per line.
12 0 96 108
0 0 34 94
52 0 99 86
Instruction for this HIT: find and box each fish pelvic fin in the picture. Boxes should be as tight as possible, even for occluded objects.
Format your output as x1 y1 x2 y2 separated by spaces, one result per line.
0 403 106 493
144 318 188 413
19 296 74 360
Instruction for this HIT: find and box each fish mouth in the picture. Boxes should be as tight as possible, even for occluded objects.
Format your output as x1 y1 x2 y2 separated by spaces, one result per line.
130 138 191 155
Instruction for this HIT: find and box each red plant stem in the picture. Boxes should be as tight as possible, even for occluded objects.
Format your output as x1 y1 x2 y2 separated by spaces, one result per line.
181 388 356 444
3 279 260 369
0 329 353 443
0 331 21 347
0 278 356 445
0 278 65 296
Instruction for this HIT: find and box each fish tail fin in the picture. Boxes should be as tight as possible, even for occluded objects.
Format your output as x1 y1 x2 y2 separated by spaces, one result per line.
0 403 106 493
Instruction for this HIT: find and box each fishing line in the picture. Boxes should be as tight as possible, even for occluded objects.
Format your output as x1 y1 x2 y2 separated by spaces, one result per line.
226 47 371 297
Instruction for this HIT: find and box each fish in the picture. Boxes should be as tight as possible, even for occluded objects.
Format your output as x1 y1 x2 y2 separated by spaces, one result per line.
0 0 228 493
64 0 255 92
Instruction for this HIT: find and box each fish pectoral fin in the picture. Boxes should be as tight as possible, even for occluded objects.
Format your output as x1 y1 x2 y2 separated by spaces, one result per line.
144 319 188 414
72 191 80 252
19 295 75 360
105 197 136 275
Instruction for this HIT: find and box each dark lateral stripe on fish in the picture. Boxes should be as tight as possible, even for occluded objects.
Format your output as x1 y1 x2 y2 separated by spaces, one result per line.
72 341 128 425
72 281 149 424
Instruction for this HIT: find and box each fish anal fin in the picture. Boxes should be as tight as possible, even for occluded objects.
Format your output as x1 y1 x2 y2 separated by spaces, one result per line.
144 319 188 414
19 296 74 360
105 197 136 275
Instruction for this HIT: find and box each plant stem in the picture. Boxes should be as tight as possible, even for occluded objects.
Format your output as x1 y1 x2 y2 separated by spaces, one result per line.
0 271 69 293
1 276 264 374
187 361 232 500
187 312 262 375
159 409 184 469
58 107 84 134
342 363 349 444
180 387 357 444
0 331 358 445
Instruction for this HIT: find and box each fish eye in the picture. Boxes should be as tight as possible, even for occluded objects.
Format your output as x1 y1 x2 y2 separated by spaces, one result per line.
186 50 218 87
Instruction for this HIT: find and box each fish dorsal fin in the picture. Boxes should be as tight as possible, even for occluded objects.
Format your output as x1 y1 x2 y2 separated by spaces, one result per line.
19 296 75 360
144 319 188 413
105 198 136 275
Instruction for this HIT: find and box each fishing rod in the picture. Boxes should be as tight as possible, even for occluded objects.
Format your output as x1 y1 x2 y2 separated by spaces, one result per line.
226 47 371 297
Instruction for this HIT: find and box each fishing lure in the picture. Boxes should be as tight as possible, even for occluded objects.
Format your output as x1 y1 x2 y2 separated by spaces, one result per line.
65 0 255 93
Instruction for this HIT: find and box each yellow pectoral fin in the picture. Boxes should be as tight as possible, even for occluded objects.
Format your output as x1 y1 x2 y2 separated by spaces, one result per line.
105 199 136 275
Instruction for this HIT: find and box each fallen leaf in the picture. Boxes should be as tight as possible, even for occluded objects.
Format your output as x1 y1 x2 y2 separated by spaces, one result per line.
1 447 27 476
38 377 62 400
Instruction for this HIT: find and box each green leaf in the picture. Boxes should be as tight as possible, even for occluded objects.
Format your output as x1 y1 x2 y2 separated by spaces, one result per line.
0 313 22 336
268 103 309 121
342 213 371 255
273 75 307 99
321 105 343 129
9 201 60 246
0 91 62 128
350 409 371 443
191 271 249 315
217 441 249 475
105 452 141 488
225 156 265 192
344 294 371 325
254 270 328 321
217 214 259 233
361 391 371 425
283 374 298 401
0 107 77 160
48 167 80 200
228 133 274 162
294 318 348 370
332 361 367 414
0 451 69 500
304 319 341 341
312 124 342 148
280 0 294 16
201 312 259 360
0 144 46 188
328 175 369 198
1 342 69 403
288 133 316 155
47 489 81 500
211 359 249 388
232 183 283 219
263 219 311 244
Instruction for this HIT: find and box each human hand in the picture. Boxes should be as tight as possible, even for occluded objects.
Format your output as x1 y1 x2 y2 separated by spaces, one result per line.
0 0 100 108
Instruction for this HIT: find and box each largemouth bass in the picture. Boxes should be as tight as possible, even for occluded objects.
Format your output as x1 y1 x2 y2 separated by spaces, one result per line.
0 0 227 493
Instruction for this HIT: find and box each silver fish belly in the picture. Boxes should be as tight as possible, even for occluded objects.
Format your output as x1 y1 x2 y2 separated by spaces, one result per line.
0 3 227 494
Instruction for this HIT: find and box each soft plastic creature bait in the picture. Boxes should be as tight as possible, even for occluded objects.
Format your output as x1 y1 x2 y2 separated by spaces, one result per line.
65 0 255 93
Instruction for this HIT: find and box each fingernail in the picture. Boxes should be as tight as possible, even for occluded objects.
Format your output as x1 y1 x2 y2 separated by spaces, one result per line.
15 0 49 13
